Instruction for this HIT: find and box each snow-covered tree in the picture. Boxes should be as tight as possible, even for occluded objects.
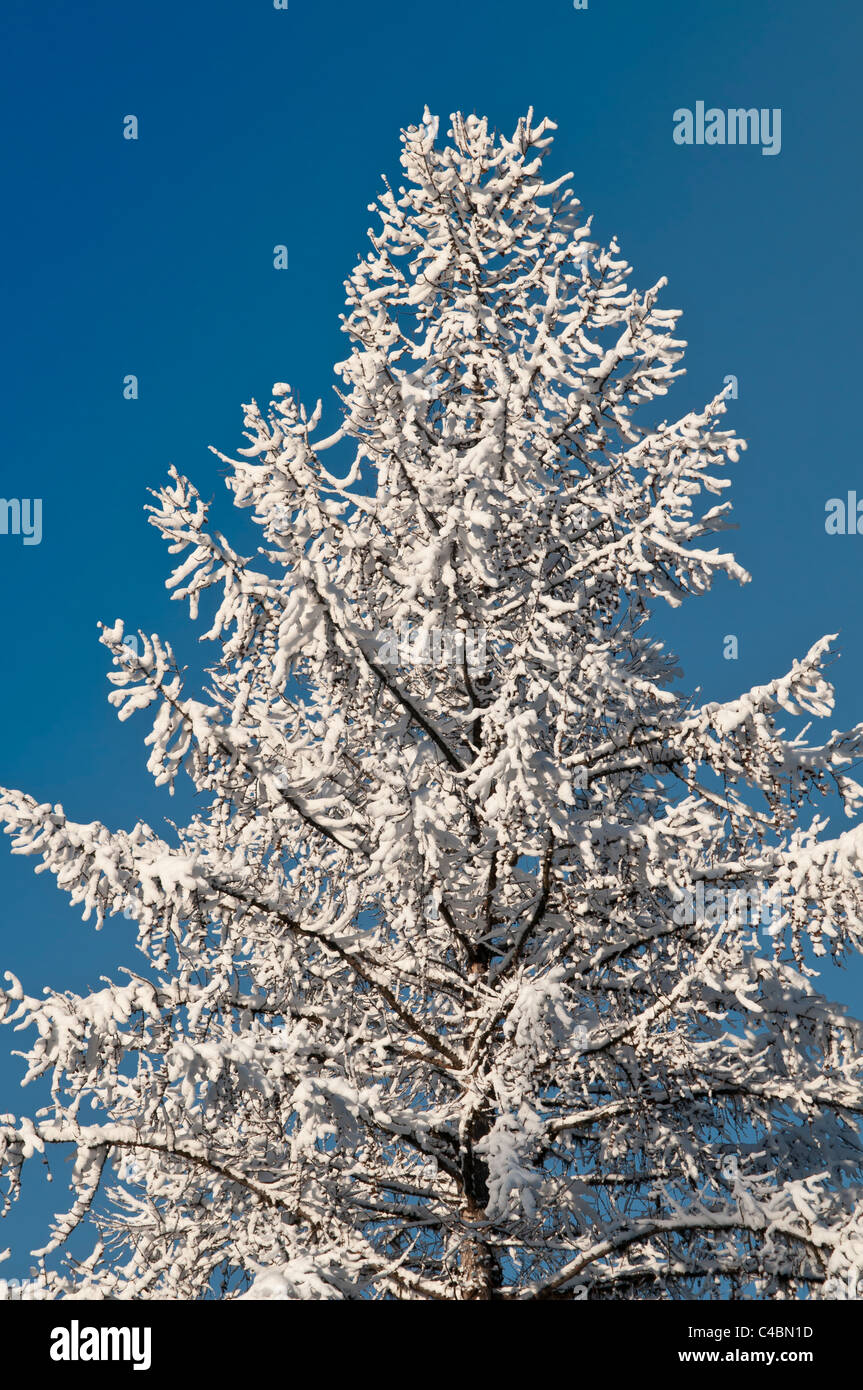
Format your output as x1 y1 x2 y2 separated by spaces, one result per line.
3 108 863 1301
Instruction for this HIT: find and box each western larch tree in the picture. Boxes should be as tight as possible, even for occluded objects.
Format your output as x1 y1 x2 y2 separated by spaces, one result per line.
2 109 863 1301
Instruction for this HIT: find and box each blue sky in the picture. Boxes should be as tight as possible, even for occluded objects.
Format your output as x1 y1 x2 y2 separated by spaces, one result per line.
2 0 862 1273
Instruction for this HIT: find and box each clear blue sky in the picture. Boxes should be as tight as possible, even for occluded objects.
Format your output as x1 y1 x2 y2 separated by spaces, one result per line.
2 0 862 1274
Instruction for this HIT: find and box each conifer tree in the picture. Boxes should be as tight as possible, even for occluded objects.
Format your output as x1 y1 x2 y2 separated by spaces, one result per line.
3 109 863 1300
